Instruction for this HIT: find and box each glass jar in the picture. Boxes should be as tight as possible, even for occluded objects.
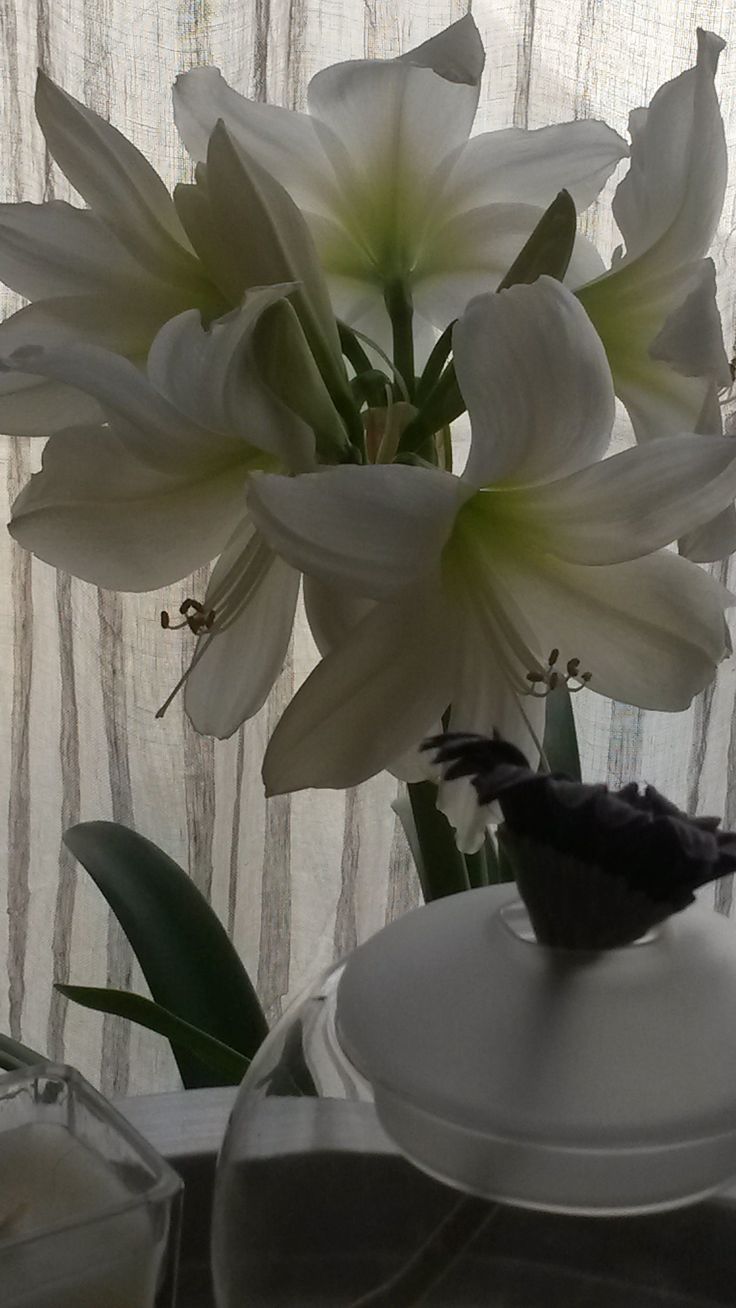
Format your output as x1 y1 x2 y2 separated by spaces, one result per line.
212 886 736 1306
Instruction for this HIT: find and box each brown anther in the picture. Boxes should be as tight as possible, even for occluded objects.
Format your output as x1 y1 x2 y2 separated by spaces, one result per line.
161 597 216 635
526 649 592 697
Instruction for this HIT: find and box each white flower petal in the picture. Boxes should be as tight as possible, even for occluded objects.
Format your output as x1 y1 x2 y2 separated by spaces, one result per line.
0 294 168 435
579 257 730 443
414 204 606 326
521 435 736 563
0 371 101 436
173 67 336 216
648 258 730 385
681 505 736 562
0 294 170 357
456 279 614 487
202 123 344 382
146 294 316 470
437 615 545 852
387 742 437 786
612 29 726 268
35 72 208 290
397 14 484 84
440 119 628 217
302 575 371 658
262 585 454 794
306 21 482 279
1 338 248 473
0 202 154 301
497 549 732 711
9 424 245 590
616 368 721 447
248 464 466 599
185 524 301 738
298 208 375 294
304 576 424 778
308 28 481 192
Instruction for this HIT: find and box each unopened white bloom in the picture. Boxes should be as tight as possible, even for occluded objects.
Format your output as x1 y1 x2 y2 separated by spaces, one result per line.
173 16 626 341
248 281 736 849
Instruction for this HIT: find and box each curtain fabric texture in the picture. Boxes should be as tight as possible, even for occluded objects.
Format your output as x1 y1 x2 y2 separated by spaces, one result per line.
1 0 735 1094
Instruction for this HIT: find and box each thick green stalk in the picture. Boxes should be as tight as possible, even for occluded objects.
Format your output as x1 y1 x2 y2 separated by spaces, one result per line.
408 781 470 901
385 279 415 400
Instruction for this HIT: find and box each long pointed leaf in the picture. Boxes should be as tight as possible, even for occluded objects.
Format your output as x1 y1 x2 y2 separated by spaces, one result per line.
57 986 248 1085
542 685 582 780
63 821 268 1088
497 188 576 290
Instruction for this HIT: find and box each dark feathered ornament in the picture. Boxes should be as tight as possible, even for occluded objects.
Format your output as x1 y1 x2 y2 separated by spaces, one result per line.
425 732 736 949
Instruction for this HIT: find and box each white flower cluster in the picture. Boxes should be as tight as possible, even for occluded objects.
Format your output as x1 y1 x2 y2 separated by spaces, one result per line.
1 17 734 848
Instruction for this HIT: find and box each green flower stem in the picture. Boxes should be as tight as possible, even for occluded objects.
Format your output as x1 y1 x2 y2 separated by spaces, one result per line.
408 781 471 901
385 279 416 400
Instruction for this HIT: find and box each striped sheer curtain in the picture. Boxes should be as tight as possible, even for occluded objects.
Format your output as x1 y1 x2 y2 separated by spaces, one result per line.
1 0 735 1094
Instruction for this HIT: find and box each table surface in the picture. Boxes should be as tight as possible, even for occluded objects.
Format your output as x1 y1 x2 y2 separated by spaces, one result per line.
118 1089 736 1308
119 1088 236 1308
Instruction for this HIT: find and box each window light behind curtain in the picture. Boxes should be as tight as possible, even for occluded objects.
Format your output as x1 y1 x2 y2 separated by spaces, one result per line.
0 0 735 1095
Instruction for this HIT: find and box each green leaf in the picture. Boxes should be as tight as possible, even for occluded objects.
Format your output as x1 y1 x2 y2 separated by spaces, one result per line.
392 791 425 886
497 189 577 290
63 821 268 1088
415 320 457 406
399 363 465 456
542 685 582 780
0 1033 47 1072
57 987 248 1086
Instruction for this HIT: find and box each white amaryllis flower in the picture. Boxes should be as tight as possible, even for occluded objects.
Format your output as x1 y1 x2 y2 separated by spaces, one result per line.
247 280 736 850
0 73 349 435
576 29 733 560
6 287 334 737
173 15 626 342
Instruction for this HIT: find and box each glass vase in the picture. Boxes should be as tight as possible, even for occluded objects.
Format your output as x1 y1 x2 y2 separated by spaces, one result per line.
212 884 736 1306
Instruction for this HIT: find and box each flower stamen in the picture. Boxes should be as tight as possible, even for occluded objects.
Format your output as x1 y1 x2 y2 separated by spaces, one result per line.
161 598 216 635
526 649 592 697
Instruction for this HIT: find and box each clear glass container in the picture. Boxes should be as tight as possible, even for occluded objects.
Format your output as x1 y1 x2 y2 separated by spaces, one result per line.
212 886 736 1306
0 1062 182 1308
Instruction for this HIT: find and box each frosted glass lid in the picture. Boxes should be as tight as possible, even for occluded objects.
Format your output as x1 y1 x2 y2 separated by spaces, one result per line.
336 884 736 1214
